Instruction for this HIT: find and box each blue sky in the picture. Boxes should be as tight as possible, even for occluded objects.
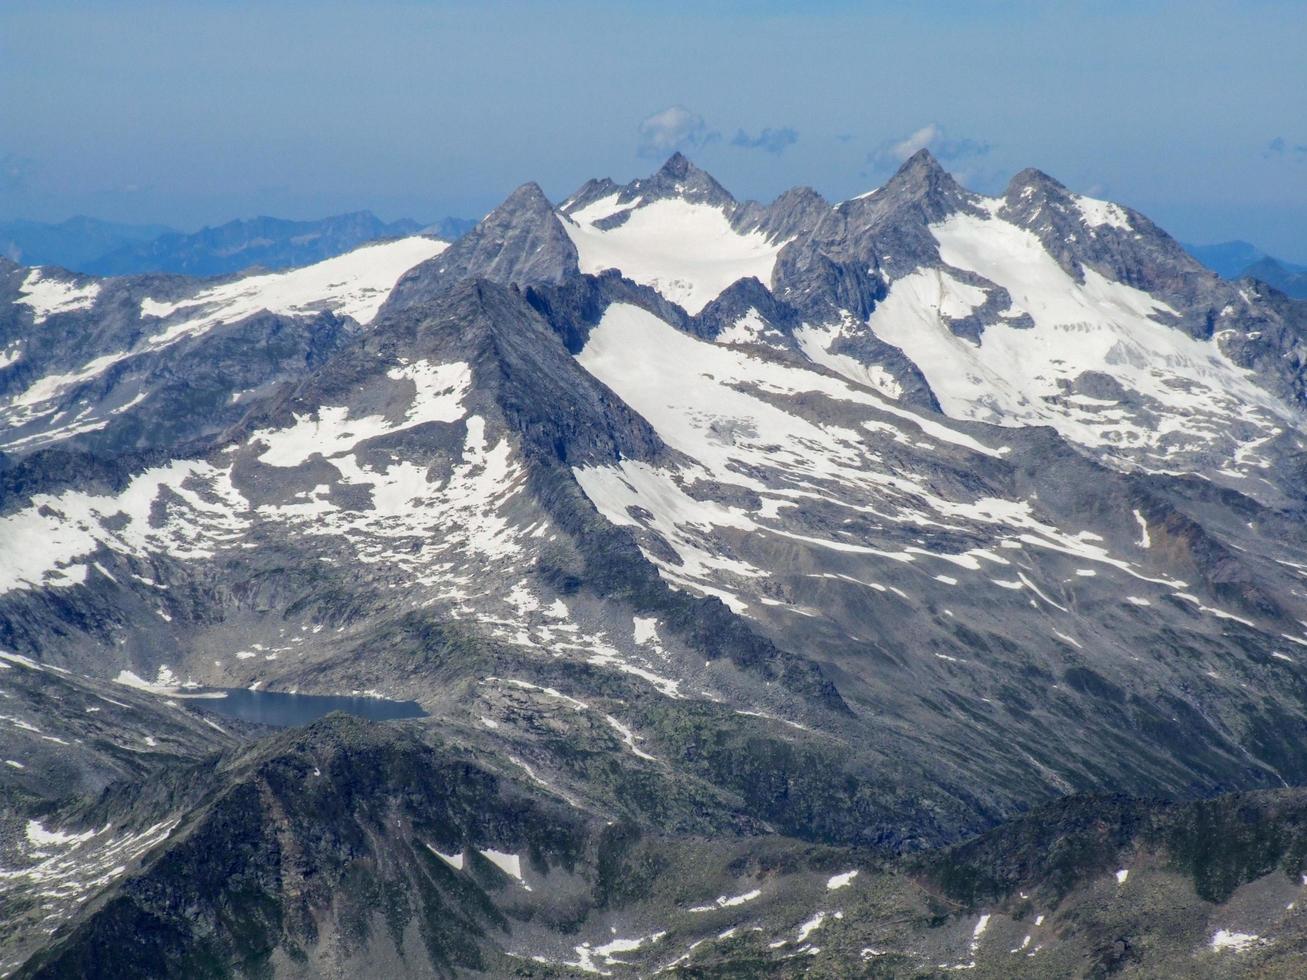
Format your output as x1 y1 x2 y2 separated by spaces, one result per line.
2 0 1305 260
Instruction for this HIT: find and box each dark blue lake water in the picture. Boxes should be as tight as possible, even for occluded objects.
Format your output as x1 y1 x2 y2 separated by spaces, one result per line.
197 689 426 727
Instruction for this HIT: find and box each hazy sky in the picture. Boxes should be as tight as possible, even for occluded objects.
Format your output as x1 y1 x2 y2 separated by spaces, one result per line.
2 0 1305 260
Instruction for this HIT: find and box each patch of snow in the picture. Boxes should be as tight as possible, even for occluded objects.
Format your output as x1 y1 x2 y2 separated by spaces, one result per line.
688 888 762 912
796 911 828 943
1074 194 1132 231
25 820 96 847
605 714 658 761
16 269 101 323
717 309 784 347
1210 929 1261 952
479 848 528 887
426 844 464 871
562 199 786 315
633 616 660 646
569 930 666 974
141 236 446 345
1133 510 1151 548
254 360 470 467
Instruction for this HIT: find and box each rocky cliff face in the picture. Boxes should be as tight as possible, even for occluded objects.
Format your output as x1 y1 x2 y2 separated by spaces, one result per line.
3 151 1307 976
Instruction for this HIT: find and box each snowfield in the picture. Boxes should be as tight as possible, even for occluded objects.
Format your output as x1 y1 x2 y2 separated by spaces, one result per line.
562 196 785 314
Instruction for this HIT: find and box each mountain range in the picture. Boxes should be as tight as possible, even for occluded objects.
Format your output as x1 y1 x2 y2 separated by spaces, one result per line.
0 213 476 280
1186 240 1307 299
2 150 1307 977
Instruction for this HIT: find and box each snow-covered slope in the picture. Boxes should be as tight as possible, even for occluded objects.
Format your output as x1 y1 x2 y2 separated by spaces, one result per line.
857 204 1294 473
785 156 1307 493
561 195 785 315
14 270 101 323
0 235 446 456
139 235 445 345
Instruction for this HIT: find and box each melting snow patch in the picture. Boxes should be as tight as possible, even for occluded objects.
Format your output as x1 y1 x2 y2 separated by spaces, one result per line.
0 651 46 671
253 360 470 467
1133 510 1151 548
16 270 101 323
605 714 658 761
795 911 828 943
479 848 530 889
1172 592 1257 628
569 930 667 974
1210 929 1261 952
688 888 762 912
426 844 464 871
25 821 96 847
1074 194 1132 231
1052 631 1082 650
633 616 660 646
826 869 859 890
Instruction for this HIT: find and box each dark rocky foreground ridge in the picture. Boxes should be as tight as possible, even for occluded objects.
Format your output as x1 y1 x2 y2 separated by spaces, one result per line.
2 150 1307 975
11 714 1307 978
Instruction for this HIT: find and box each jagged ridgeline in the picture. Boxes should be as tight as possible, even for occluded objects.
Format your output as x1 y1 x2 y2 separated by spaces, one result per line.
2 151 1307 976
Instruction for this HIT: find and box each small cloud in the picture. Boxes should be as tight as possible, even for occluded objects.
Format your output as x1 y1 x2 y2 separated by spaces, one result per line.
1264 136 1307 160
887 123 943 162
636 106 720 160
730 126 799 155
868 123 991 172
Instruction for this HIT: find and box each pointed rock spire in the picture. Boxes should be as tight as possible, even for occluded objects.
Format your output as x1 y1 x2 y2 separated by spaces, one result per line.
657 151 695 180
625 153 736 209
381 181 578 313
1004 167 1070 202
880 148 966 206
896 147 948 180
493 181 558 218
841 147 975 229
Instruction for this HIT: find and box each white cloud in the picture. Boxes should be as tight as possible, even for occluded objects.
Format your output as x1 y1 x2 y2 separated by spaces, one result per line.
637 106 719 159
889 124 943 163
870 123 991 172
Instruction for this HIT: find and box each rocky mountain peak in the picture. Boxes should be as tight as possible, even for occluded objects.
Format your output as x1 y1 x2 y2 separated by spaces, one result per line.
624 153 736 209
382 181 577 311
880 149 969 210
494 180 558 219
740 185 832 241
657 150 695 179
838 148 975 232
1004 166 1070 200
895 146 948 180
